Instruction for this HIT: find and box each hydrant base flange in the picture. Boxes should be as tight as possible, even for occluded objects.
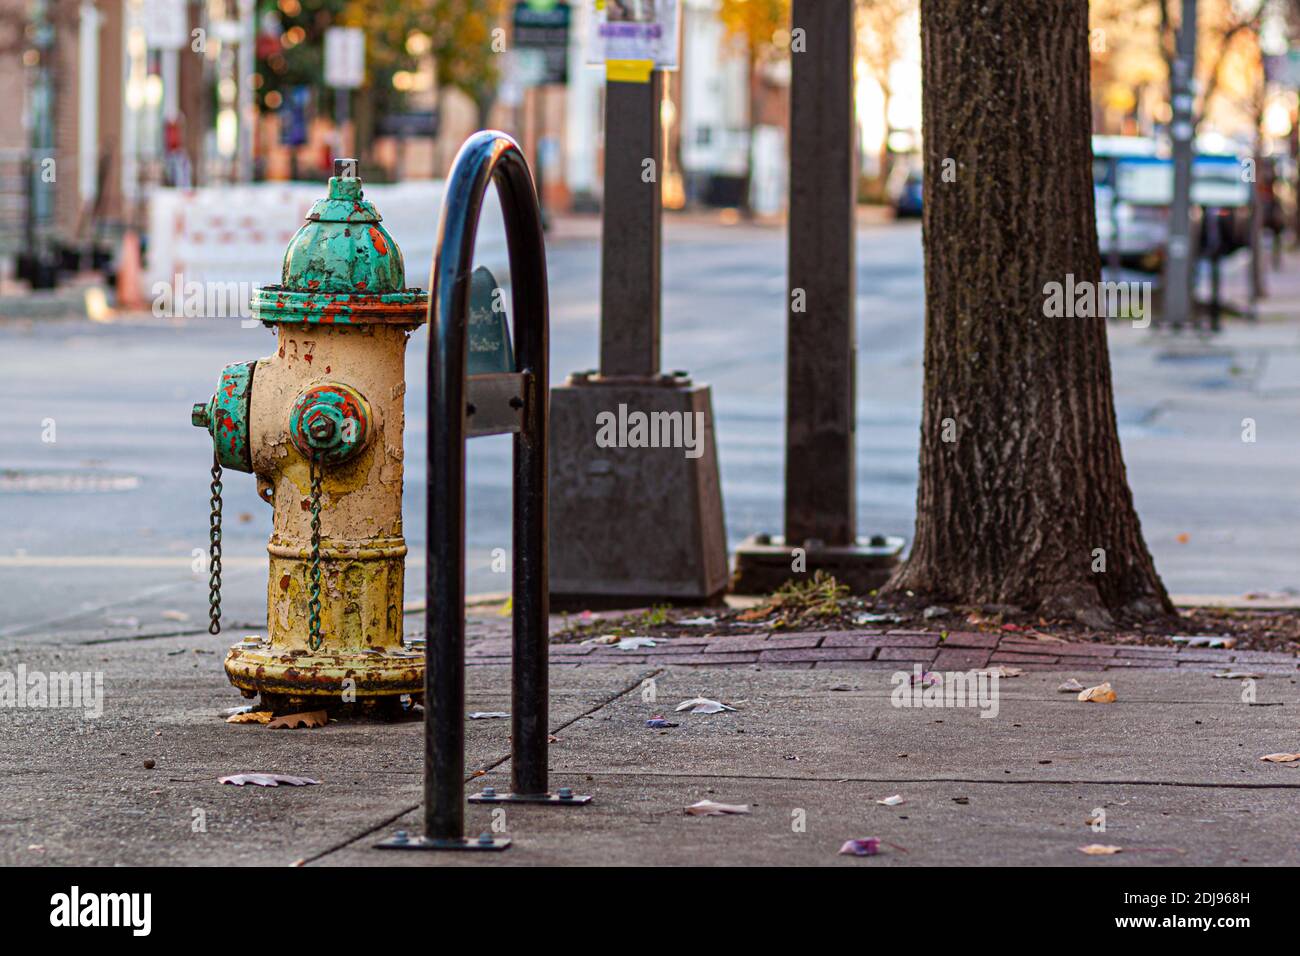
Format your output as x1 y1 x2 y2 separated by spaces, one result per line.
224 638 424 700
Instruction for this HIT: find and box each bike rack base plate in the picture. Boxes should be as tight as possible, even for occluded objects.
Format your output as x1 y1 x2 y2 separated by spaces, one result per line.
374 834 511 851
468 790 593 806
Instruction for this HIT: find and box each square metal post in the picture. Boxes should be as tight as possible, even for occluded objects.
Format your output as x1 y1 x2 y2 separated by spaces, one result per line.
731 0 903 594
548 69 729 607
600 72 663 378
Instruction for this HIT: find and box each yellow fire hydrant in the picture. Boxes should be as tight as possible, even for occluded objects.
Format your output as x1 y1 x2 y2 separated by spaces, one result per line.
191 159 428 714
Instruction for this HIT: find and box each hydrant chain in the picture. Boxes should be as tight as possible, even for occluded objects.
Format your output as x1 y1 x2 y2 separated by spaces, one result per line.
307 453 324 651
208 456 223 635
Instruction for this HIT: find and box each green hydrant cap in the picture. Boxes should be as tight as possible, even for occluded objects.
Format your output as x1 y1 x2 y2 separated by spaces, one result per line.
248 158 429 327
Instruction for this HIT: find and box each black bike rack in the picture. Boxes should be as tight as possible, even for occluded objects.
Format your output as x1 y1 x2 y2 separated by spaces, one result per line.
376 131 589 853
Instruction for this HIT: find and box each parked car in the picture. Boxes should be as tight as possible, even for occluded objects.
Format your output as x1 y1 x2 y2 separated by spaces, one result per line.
893 169 923 218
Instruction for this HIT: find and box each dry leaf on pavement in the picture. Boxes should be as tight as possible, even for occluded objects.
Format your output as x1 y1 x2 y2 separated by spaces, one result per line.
1259 752 1300 763
685 800 750 816
839 838 881 856
1078 682 1117 703
1079 844 1123 855
876 795 905 806
227 710 273 724
267 710 328 729
1057 678 1085 693
218 773 319 787
675 697 737 714
976 665 1023 678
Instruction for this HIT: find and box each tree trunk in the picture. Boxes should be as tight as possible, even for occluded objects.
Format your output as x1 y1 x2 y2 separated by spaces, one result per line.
884 0 1173 627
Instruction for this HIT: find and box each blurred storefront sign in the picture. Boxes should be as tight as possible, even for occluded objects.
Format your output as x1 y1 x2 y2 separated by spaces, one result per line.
513 1 571 85
377 111 440 138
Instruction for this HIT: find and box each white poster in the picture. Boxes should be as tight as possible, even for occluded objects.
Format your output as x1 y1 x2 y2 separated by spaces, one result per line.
586 0 680 70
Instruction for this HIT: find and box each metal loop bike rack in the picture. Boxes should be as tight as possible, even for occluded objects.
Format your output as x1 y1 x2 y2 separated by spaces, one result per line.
376 131 589 853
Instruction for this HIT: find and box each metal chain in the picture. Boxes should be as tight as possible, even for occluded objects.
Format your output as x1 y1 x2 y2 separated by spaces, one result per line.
208 456 223 635
307 453 324 651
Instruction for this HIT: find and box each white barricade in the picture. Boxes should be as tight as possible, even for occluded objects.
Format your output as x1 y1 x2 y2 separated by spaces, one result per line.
144 180 509 313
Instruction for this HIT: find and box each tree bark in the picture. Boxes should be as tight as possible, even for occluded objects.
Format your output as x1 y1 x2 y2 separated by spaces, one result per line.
884 0 1173 627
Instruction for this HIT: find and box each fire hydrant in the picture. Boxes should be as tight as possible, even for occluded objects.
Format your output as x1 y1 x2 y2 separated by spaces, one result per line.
191 159 428 714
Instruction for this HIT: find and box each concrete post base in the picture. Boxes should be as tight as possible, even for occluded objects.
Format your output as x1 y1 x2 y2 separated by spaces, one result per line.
548 373 728 609
730 533 905 595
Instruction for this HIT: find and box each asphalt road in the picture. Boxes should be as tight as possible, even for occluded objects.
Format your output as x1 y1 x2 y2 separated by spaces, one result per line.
1 218 1298 639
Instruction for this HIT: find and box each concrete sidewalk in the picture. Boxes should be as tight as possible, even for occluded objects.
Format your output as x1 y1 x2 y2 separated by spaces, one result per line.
2 624 1296 867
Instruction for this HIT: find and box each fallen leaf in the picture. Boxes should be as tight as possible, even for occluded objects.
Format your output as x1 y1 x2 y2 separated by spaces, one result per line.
221 704 255 717
227 710 273 724
219 773 319 787
614 637 657 650
1057 678 1086 693
267 710 328 729
839 838 880 856
976 665 1023 678
579 634 621 646
1175 532 1190 544
737 606 772 622
1079 844 1123 855
922 606 950 619
677 616 718 626
1022 630 1067 643
468 711 510 719
674 697 737 714
876 795 905 806
161 610 189 622
1078 682 1117 703
1259 752 1300 763
547 734 559 743
685 800 750 816
1213 671 1261 680
855 612 904 625
1171 635 1236 649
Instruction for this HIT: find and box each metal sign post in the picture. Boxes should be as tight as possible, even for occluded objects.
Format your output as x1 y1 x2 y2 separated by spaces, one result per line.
548 1 728 608
376 131 589 854
732 0 902 594
1162 0 1198 330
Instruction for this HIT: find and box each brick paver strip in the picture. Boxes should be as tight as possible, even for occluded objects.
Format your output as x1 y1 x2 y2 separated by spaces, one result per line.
874 646 940 663
1170 649 1237 663
1102 658 1167 668
503 626 1299 672
546 644 598 656
639 641 712 655
812 660 908 670
702 633 824 653
1231 650 1298 664
759 647 879 663
649 652 761 666
989 652 1060 664
939 632 1001 649
1042 644 1117 657
933 648 994 669
822 632 939 648
1116 647 1179 658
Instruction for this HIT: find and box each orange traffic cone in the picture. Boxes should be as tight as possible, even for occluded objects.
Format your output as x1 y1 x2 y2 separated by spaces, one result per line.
115 228 146 311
